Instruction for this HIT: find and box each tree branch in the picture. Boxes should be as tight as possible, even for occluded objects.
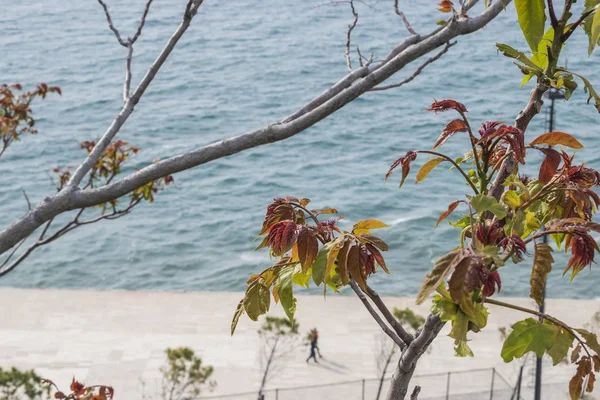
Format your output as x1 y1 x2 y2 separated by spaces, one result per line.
97 0 128 47
365 284 414 345
346 0 359 72
0 0 511 260
370 41 455 91
386 314 445 400
394 0 416 35
410 386 421 400
67 0 205 189
351 281 406 349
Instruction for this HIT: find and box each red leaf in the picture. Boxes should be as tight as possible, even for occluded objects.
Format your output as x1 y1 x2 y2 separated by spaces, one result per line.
365 243 389 273
54 392 66 399
297 227 318 273
427 99 466 113
432 119 468 150
530 131 584 149
438 0 454 12
538 148 561 184
436 200 461 227
386 150 417 188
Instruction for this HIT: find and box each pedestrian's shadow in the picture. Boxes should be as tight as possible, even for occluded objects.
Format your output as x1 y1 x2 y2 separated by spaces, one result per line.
320 357 350 371
307 357 350 375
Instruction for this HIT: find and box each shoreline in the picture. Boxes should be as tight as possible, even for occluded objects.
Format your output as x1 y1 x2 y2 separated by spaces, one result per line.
2 288 598 398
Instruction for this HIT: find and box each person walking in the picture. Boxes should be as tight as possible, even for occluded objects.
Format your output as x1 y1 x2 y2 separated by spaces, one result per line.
306 328 321 363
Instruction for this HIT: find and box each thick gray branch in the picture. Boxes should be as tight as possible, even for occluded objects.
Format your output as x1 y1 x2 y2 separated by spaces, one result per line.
0 0 510 259
385 314 445 400
366 284 414 345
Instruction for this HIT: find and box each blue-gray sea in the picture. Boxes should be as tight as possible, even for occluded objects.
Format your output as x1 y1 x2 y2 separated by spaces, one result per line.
1 0 599 298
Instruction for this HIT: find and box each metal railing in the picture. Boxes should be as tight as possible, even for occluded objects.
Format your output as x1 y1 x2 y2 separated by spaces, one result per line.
201 367 516 400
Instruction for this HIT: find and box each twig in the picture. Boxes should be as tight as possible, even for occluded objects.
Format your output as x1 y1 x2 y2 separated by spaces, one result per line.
365 284 414 345
394 0 416 35
124 43 133 101
346 0 359 72
131 0 154 44
22 190 31 210
97 0 127 47
350 281 406 349
562 8 595 42
313 0 379 11
370 41 455 91
410 386 421 400
547 0 559 28
414 149 479 194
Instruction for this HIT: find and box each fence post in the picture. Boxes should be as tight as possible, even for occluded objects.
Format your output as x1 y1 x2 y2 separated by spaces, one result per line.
490 368 495 400
445 371 451 400
362 379 365 400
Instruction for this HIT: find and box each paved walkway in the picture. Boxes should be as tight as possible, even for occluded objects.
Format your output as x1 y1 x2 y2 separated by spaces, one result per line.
1 288 598 399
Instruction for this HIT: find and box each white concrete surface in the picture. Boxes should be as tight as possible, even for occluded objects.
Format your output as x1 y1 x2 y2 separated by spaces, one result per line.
0 288 598 399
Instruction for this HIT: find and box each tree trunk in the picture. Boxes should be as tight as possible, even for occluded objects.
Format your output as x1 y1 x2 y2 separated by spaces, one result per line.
258 337 279 399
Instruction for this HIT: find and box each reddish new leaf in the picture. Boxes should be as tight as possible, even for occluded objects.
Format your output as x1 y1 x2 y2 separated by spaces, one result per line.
433 119 468 150
347 245 367 290
365 243 390 273
570 357 592 399
359 234 389 251
297 227 318 273
336 239 353 285
436 200 461 227
386 150 417 188
427 99 466 113
538 148 562 184
438 0 454 13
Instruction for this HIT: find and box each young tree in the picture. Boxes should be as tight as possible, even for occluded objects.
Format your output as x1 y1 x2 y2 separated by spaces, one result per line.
257 316 299 400
0 0 512 273
159 347 215 400
232 2 600 399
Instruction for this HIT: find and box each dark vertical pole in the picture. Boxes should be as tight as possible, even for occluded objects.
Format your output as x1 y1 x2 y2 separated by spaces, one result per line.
445 372 451 400
490 368 496 400
276 388 279 400
362 379 365 400
516 364 524 400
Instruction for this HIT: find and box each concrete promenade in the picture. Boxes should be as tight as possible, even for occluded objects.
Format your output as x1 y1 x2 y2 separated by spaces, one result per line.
1 288 598 399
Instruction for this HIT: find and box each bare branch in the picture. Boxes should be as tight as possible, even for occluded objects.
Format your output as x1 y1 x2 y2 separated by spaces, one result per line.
394 0 416 35
547 0 559 28
313 0 379 11
67 0 206 189
410 386 421 400
97 0 128 47
351 281 406 349
346 0 359 72
365 284 414 345
124 43 133 101
131 0 154 44
0 0 511 259
22 190 32 211
370 41 455 91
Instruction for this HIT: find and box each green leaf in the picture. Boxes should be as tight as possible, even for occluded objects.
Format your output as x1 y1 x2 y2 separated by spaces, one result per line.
530 242 554 306
244 277 271 321
496 43 544 74
416 249 462 304
231 298 245 335
312 243 331 286
416 157 445 183
525 211 541 231
455 340 474 357
431 294 459 322
501 318 555 362
546 325 574 365
514 0 547 51
521 27 555 87
471 194 508 219
560 68 600 112
587 6 600 54
292 264 310 288
449 309 470 341
502 190 521 209
276 266 297 321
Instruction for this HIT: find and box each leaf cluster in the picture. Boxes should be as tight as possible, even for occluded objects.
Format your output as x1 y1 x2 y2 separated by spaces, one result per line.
232 196 390 334
43 378 113 400
0 367 50 400
159 347 215 400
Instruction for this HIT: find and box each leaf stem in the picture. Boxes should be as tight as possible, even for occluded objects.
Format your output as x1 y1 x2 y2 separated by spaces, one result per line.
416 150 479 194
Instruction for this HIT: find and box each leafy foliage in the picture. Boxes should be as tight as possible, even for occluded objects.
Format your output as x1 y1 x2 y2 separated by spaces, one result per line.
0 83 60 157
0 367 50 400
232 196 390 334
